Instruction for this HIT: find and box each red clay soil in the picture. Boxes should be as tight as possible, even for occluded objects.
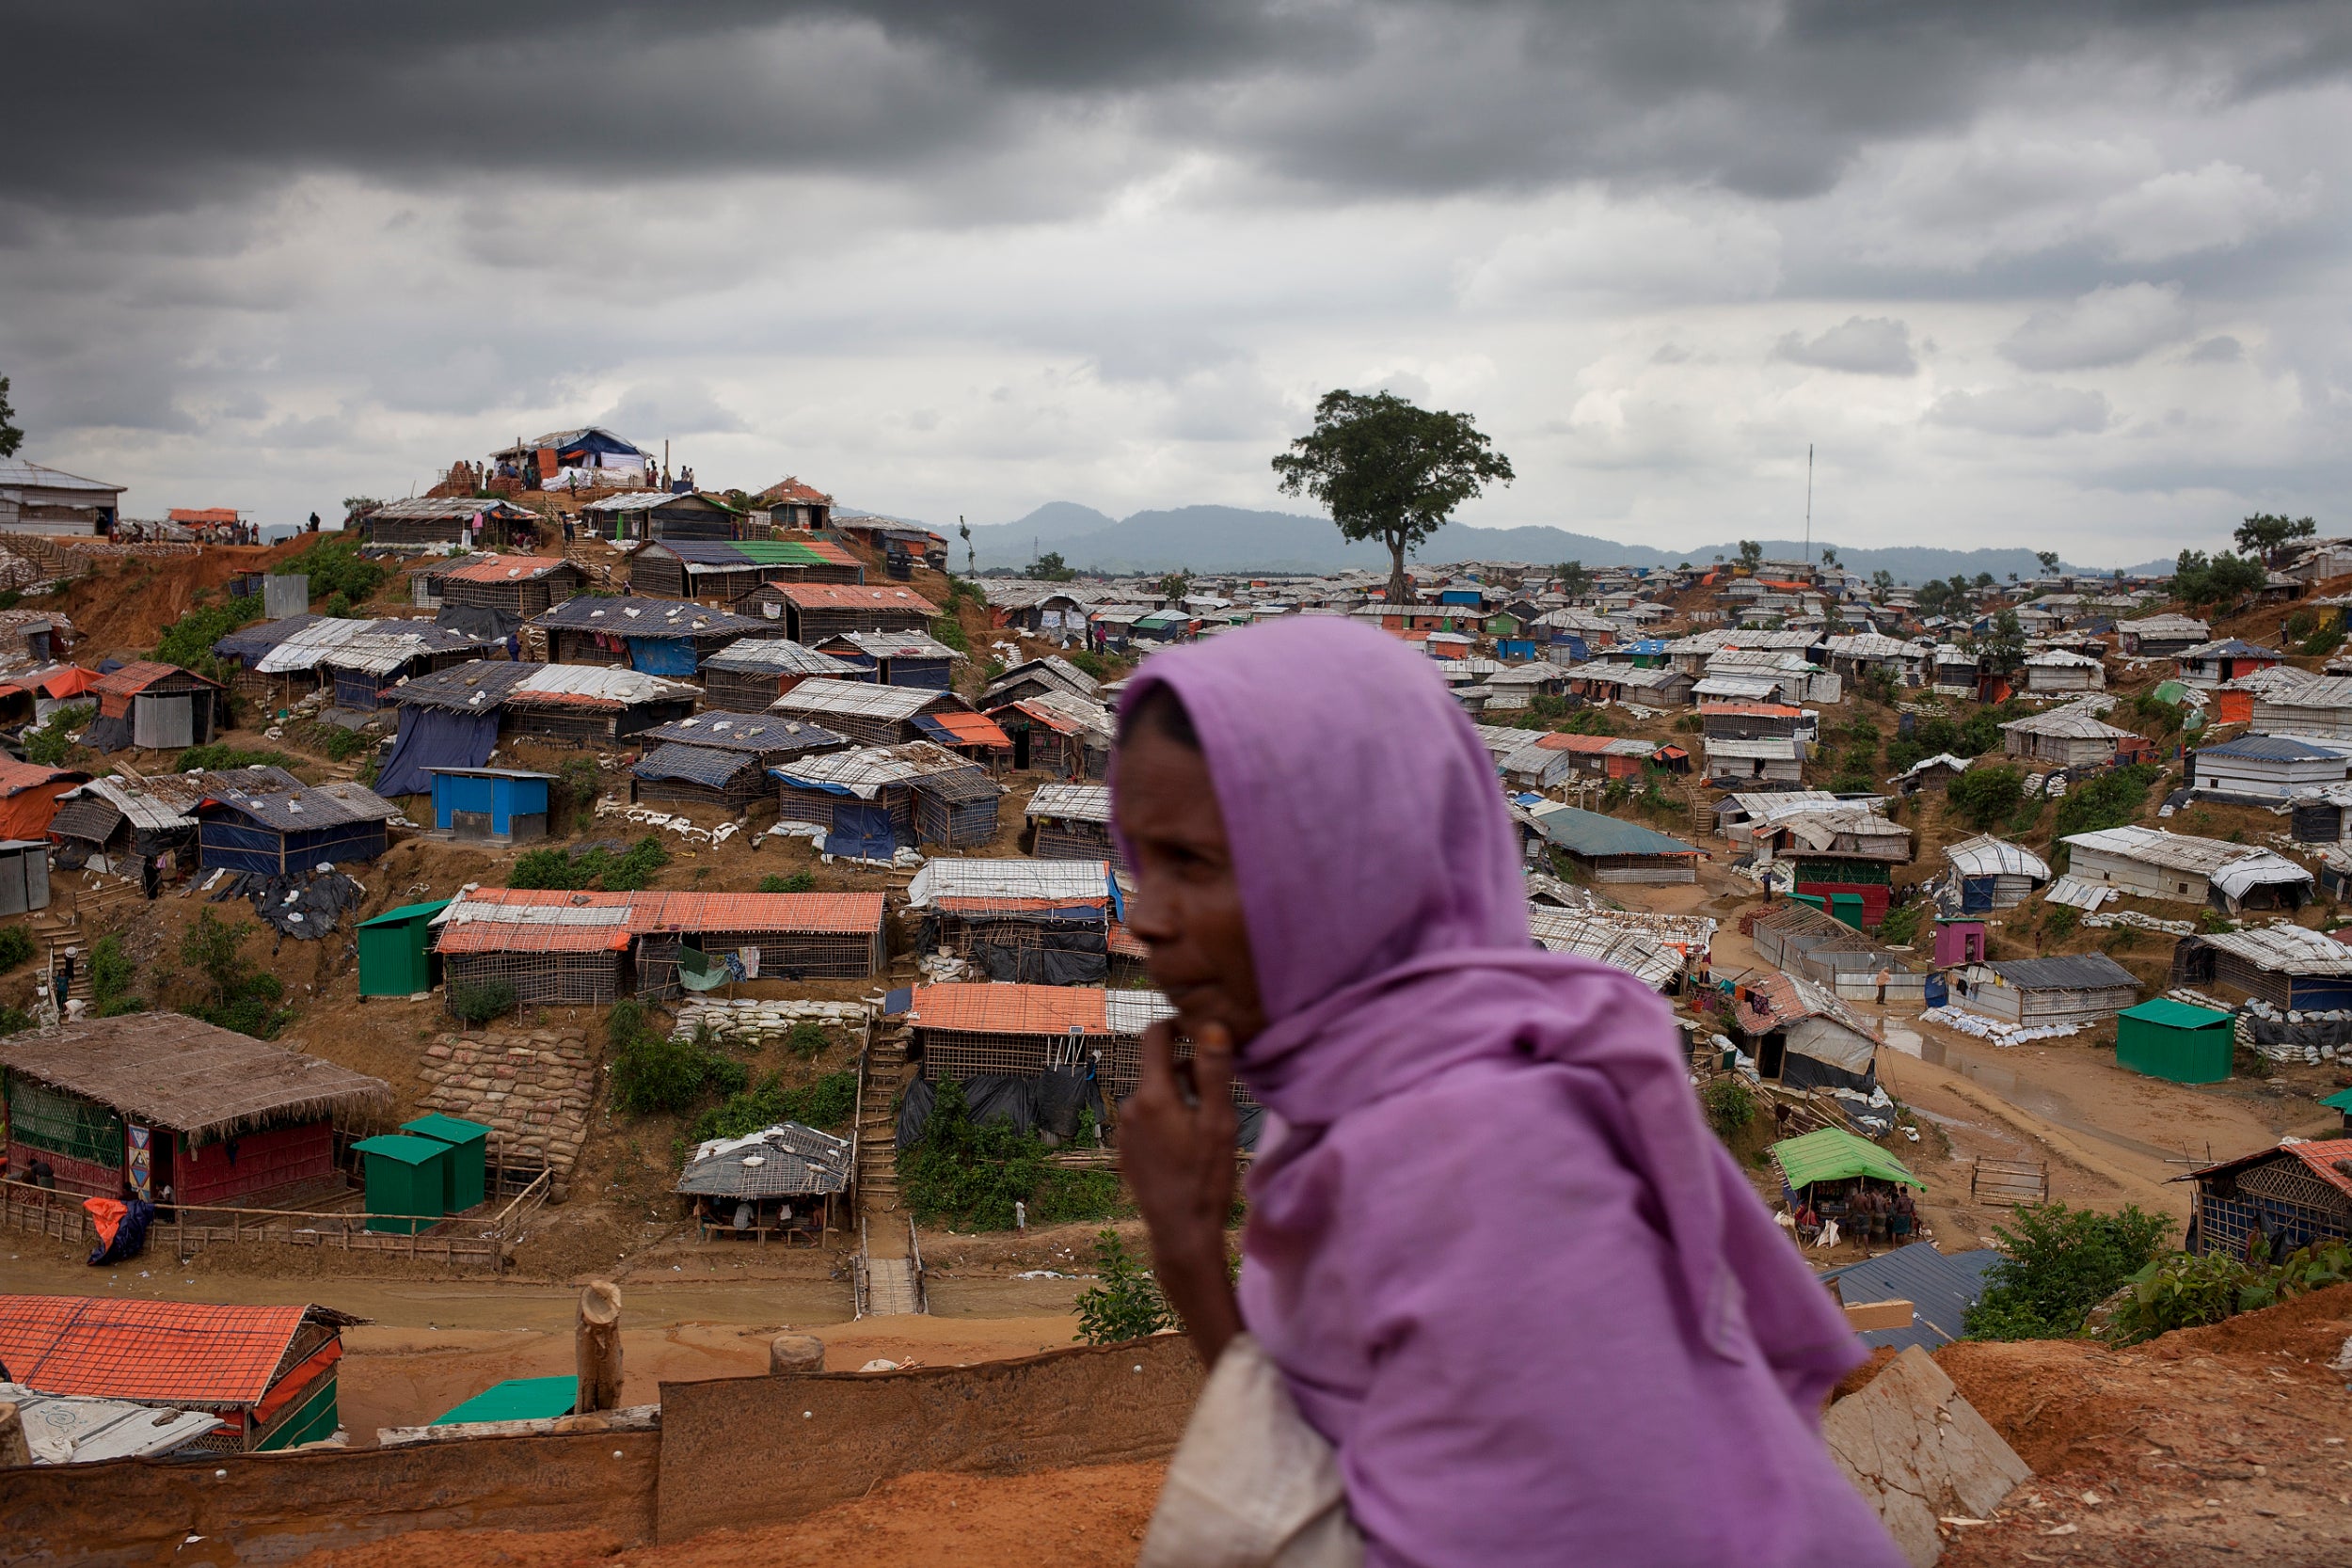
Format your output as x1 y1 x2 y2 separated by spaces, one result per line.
1932 1283 2352 1567
286 1460 1168 1568
49 537 310 659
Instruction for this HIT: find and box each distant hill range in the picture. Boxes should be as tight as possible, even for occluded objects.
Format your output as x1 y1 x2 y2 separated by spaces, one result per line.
854 500 2143 585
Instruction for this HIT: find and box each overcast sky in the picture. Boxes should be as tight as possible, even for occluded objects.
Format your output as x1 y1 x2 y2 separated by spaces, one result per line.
4 2 2348 563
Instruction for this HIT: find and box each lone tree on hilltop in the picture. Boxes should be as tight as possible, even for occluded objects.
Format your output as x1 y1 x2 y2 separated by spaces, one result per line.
2035 549 2060 576
1271 390 1512 607
2234 512 2316 567
1736 540 1763 573
0 375 22 459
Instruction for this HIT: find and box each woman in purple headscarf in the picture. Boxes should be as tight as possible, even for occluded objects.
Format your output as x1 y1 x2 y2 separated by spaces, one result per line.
1114 618 1902 1567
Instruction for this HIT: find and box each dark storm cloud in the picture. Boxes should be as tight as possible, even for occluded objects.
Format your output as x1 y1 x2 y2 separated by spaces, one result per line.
6 2 2347 218
1772 317 1917 375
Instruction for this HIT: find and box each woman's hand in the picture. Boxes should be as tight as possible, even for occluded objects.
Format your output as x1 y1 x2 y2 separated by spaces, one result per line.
1120 1019 1244 1367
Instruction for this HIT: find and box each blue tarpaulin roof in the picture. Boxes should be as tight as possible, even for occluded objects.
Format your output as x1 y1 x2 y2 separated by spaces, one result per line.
375 706 501 797
1533 805 1701 858
1815 1243 2002 1353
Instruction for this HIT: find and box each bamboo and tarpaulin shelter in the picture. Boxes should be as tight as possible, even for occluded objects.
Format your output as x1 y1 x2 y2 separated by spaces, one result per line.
193 776 405 875
532 595 764 676
675 1122 852 1243
908 708 1013 766
1025 782 1114 859
771 741 1001 859
2177 1137 2352 1258
2168 922 2352 1010
815 629 962 690
373 659 542 797
627 890 889 997
632 537 864 608
1941 834 2050 911
769 677 974 747
1522 803 1702 885
1745 901 1926 1006
986 688 1115 779
697 639 864 711
359 496 539 550
78 660 225 752
905 857 1117 985
2114 998 2236 1085
907 983 1132 1085
630 742 772 812
0 755 84 840
0 1013 391 1203
1768 1127 1924 1227
430 888 889 1011
431 889 635 1009
501 663 701 747
0 660 100 729
772 582 939 643
430 552 584 622
1724 968 1884 1097
312 624 505 710
0 1296 361 1453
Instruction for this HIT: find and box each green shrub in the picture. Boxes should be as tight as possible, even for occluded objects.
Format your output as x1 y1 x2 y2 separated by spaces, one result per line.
178 743 296 772
2042 904 2079 942
0 926 33 971
2051 762 2159 843
687 1068 859 1144
510 836 668 892
608 1000 722 1115
899 1079 1124 1229
154 596 263 673
321 726 367 762
88 935 142 1016
1700 1078 1755 1139
176 911 290 1038
1963 1203 2173 1340
930 614 971 654
757 872 816 894
276 532 389 607
1947 766 2026 830
556 755 603 829
1067 647 1108 679
0 1003 35 1037
2107 1239 2351 1346
1877 900 1925 946
786 1020 830 1059
1073 1230 1177 1345
449 979 517 1025
24 703 92 766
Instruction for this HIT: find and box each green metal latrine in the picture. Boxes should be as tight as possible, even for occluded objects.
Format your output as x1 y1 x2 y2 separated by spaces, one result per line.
259 1375 342 1451
2115 998 2235 1085
356 899 451 998
401 1113 490 1212
353 1133 449 1235
433 1374 578 1426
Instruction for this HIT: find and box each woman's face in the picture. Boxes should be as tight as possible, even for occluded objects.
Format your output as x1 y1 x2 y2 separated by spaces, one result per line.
1112 721 1267 1047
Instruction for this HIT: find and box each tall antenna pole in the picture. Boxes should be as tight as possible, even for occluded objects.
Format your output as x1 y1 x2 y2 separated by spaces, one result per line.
1804 443 1814 562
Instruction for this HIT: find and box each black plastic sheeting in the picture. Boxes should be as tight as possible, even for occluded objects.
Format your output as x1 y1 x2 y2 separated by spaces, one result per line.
1033 1066 1107 1140
961 1074 1038 1135
972 941 1107 986
2246 1014 2352 1051
1778 1047 1878 1099
896 1077 935 1150
79 714 134 753
435 604 522 642
375 705 500 798
211 867 366 940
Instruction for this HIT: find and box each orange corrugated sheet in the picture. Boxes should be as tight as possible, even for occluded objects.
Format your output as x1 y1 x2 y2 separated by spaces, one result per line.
626 891 886 935
2213 690 2253 725
779 583 940 613
249 1339 343 1425
445 553 570 583
923 711 1012 749
0 1296 311 1407
908 982 1107 1035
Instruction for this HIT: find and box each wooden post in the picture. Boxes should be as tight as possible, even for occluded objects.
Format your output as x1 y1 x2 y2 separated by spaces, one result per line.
0 1402 29 1467
576 1280 623 1413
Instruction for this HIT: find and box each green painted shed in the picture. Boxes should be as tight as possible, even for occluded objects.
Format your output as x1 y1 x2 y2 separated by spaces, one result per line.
2114 998 2235 1085
432 1374 578 1426
401 1112 491 1212
353 1133 449 1235
1829 892 1867 930
356 898 451 998
2322 1085 2352 1131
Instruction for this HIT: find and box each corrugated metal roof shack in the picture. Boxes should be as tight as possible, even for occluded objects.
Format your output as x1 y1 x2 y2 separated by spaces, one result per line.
2169 924 2352 1010
697 640 863 711
1724 968 1883 1096
2115 998 2236 1085
358 497 539 550
771 677 976 747
1744 902 1928 1005
501 664 702 747
817 629 961 689
2178 1137 2352 1258
986 689 1115 779
906 859 1115 986
1525 804 1701 884
431 889 634 1009
675 1122 851 1243
1025 783 1114 859
0 1014 390 1203
316 624 507 710
1946 954 2140 1028
632 537 864 607
532 595 762 676
79 660 225 752
372 659 538 797
434 553 584 619
0 1296 359 1454
578 489 745 544
1941 834 2051 911
2061 825 2313 913
630 742 771 812
194 777 403 875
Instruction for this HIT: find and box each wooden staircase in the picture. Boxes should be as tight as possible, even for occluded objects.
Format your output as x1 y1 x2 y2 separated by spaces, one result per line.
855 1024 912 1218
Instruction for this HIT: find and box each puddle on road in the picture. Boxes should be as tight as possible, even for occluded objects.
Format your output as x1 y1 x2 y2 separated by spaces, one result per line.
1907 1031 2187 1164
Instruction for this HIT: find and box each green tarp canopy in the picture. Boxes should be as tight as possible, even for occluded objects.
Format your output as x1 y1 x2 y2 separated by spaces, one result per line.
2317 1086 2352 1113
1770 1127 1924 1192
431 1375 578 1426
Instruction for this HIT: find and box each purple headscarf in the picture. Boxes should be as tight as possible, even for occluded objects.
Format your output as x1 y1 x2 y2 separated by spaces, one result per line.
1119 618 1900 1568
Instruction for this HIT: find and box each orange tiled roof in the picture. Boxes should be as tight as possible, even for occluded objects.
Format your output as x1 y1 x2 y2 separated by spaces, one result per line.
92 659 219 696
0 755 77 795
0 1295 318 1408
779 583 940 613
1534 732 1620 753
168 508 240 525
443 553 574 583
626 891 886 935
908 983 1107 1036
757 476 833 505
918 710 1013 749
